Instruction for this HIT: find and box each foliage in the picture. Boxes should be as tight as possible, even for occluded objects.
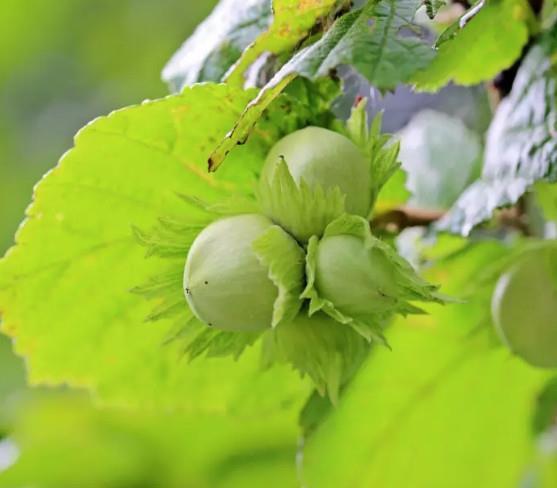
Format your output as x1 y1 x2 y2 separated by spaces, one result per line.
1 0 557 486
163 0 273 89
440 26 557 234
412 0 531 91
301 243 551 488
208 0 433 170
0 84 313 410
0 0 218 254
163 0 344 90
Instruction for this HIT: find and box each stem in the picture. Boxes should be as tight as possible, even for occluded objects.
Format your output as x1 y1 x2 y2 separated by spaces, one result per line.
372 205 530 235
372 207 444 233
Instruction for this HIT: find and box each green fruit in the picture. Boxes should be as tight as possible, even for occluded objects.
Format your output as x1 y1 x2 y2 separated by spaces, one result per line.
183 214 280 332
315 234 399 318
305 215 442 331
491 247 557 369
262 126 371 216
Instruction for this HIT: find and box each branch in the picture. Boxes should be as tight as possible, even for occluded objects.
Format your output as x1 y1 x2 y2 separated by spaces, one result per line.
372 205 531 235
372 207 443 233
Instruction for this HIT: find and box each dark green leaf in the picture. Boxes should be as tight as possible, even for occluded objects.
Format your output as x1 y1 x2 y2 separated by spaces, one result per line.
277 0 433 90
439 30 557 235
209 0 433 170
413 0 530 91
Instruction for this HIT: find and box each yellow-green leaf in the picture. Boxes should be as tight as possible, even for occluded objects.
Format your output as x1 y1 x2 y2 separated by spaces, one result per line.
0 83 310 410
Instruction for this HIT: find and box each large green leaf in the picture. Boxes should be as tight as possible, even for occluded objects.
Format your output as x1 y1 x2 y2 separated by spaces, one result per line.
209 0 433 170
301 242 551 487
412 0 530 91
439 30 557 235
0 83 311 410
0 393 299 488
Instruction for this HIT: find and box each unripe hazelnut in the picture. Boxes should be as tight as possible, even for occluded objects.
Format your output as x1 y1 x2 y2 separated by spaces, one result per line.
262 127 371 217
183 214 302 332
491 247 557 368
314 234 399 318
303 215 442 331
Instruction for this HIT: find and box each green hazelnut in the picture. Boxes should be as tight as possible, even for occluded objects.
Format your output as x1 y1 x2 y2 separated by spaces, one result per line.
491 248 557 368
314 234 399 318
183 214 282 332
305 215 442 330
262 126 371 216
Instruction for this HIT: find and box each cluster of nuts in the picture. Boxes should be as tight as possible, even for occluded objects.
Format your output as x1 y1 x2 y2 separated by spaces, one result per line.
182 125 444 396
178 110 557 385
